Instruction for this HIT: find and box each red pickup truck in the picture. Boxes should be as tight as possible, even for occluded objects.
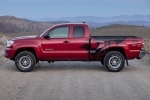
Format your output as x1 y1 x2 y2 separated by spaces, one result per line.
5 23 146 72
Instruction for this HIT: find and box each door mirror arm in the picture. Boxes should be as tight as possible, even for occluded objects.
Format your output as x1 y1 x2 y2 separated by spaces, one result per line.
44 35 50 39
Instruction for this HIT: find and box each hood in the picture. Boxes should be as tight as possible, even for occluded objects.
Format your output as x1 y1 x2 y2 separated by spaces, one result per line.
10 35 37 41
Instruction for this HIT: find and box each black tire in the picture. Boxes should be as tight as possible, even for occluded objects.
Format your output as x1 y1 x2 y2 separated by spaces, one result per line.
104 51 125 72
15 51 36 72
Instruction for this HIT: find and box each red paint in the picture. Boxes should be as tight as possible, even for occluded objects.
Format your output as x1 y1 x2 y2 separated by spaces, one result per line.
5 23 145 61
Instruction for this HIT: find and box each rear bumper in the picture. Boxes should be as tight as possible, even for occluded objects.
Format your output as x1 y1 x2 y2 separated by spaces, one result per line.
138 48 146 59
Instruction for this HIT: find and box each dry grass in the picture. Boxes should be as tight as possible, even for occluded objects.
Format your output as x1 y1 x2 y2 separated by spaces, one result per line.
0 42 3 46
91 25 150 37
144 38 150 54
0 32 7 65
0 32 8 45
0 45 7 65
0 33 3 45
91 25 150 61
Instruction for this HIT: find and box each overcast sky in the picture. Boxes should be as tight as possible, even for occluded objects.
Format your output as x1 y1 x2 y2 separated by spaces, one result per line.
0 0 150 18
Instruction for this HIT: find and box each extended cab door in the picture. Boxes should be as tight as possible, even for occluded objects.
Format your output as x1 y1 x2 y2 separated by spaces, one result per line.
70 26 89 60
41 26 70 60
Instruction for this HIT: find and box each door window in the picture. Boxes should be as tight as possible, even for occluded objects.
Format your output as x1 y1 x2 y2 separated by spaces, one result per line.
48 27 69 38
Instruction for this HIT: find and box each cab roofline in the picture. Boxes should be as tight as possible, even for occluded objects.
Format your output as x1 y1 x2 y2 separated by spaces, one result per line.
53 22 88 26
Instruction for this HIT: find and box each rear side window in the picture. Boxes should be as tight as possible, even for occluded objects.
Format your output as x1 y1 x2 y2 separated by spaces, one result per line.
73 26 85 38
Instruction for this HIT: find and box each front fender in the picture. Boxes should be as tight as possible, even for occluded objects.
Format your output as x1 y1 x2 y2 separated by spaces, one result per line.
14 43 42 60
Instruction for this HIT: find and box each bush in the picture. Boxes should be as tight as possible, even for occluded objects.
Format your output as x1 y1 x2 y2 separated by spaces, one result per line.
144 38 150 54
0 33 7 46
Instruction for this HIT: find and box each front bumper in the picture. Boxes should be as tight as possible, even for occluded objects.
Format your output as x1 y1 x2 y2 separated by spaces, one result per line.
5 47 16 59
138 48 146 59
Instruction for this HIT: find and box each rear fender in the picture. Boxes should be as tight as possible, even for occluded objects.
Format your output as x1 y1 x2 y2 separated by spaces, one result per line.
96 45 130 59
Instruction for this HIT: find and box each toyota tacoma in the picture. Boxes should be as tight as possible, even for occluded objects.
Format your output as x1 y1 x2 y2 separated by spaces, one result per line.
5 23 146 72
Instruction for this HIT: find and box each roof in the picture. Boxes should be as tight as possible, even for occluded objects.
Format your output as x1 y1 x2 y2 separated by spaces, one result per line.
53 23 88 26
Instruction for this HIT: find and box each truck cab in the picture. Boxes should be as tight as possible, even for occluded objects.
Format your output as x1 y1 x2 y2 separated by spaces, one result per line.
41 23 90 60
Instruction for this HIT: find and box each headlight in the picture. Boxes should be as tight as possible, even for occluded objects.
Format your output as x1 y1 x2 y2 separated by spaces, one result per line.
6 40 14 47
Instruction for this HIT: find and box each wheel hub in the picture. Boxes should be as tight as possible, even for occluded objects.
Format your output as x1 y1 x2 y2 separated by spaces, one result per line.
19 56 32 69
109 56 121 69
22 60 28 65
112 60 117 65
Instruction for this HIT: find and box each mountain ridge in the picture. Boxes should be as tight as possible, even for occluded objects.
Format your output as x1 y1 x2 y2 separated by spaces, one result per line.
41 14 150 28
0 16 53 33
0 15 150 33
41 15 150 23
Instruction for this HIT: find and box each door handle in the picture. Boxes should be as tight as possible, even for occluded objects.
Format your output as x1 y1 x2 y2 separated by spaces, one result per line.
63 41 69 43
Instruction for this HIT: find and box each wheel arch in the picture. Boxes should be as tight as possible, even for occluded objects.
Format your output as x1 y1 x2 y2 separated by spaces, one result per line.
103 47 127 59
14 48 38 62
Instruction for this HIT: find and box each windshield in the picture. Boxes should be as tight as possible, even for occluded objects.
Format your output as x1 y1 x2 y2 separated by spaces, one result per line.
38 26 53 37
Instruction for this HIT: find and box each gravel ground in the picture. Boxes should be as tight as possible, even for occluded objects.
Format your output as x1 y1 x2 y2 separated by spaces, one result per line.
0 59 150 100
0 45 7 66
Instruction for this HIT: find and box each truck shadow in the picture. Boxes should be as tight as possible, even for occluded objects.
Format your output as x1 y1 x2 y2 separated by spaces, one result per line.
2 61 130 72
34 61 106 72
34 61 132 72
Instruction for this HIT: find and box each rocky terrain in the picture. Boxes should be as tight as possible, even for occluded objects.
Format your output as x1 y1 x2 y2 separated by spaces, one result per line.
1 15 150 34
0 16 53 33
0 45 7 65
0 32 8 65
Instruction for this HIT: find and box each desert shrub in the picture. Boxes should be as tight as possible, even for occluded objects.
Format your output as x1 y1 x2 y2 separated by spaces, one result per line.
144 38 150 54
0 33 7 46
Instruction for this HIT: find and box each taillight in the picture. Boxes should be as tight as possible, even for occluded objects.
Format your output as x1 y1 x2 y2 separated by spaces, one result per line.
137 39 144 48
136 43 142 47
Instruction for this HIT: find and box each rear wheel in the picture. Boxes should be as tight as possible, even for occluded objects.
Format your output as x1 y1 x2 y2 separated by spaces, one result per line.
104 51 125 72
15 51 36 72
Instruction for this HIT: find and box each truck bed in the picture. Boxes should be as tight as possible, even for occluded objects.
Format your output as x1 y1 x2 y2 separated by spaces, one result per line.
91 36 139 40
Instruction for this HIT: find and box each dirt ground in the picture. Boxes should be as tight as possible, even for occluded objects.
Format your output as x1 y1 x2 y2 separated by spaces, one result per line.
0 57 150 100
0 45 7 65
1 31 150 100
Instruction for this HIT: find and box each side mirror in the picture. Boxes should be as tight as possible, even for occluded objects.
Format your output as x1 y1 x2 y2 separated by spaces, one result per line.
44 35 50 39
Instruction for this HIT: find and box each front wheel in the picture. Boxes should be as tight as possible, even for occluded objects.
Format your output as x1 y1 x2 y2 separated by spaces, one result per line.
104 51 125 72
15 51 36 72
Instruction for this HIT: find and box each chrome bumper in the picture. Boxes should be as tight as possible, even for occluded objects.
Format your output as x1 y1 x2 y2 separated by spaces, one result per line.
138 48 146 59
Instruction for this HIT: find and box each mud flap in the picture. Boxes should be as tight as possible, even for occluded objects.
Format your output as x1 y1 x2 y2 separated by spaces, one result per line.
126 58 129 66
